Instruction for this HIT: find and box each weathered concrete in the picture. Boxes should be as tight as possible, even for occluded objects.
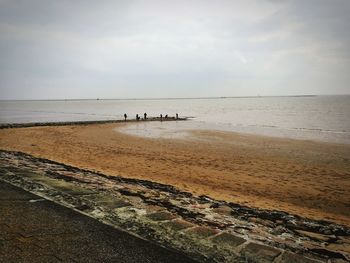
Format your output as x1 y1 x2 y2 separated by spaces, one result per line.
0 181 198 263
212 232 246 248
0 150 349 263
242 243 281 263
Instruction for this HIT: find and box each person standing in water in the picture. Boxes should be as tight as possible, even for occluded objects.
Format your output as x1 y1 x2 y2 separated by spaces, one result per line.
160 114 163 121
124 113 127 121
176 113 178 119
136 114 140 121
144 112 147 120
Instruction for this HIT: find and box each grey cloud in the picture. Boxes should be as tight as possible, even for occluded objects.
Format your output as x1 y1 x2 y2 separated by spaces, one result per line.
0 0 349 99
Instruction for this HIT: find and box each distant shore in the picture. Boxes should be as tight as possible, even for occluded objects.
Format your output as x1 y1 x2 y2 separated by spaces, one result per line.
0 122 349 226
0 94 320 102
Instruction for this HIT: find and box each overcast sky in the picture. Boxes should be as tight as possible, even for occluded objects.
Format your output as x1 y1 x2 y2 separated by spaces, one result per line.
0 0 349 99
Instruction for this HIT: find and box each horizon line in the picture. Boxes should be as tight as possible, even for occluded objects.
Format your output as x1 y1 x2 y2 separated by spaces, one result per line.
1 94 349 102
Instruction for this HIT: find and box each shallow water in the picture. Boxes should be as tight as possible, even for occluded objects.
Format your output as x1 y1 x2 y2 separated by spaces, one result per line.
1 96 350 144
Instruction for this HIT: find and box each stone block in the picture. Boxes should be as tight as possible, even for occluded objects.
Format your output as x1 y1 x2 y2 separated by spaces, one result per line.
147 211 177 221
242 243 281 263
296 230 331 242
185 226 220 238
212 205 232 216
212 232 246 247
92 194 131 209
327 242 350 254
281 252 320 263
34 177 95 195
145 204 164 213
162 219 195 231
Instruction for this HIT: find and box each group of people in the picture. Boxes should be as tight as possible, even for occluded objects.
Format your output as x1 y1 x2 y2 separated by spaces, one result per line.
123 113 179 121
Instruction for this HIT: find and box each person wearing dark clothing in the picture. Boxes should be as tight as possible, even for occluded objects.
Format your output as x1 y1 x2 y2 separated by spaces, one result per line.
165 114 168 119
160 114 163 121
136 114 140 121
124 113 127 121
144 113 147 120
176 113 178 119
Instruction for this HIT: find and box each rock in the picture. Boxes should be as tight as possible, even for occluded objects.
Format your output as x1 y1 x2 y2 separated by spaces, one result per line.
162 219 195 231
147 211 177 221
212 205 232 216
281 252 320 263
249 217 275 228
296 230 332 242
241 243 281 263
212 232 246 248
272 225 289 235
326 242 350 254
92 194 131 209
185 226 220 238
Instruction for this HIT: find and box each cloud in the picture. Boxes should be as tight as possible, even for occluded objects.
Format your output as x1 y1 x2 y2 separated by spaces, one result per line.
0 0 349 99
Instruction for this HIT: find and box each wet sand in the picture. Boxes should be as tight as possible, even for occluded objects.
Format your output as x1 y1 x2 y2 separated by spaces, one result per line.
0 123 349 225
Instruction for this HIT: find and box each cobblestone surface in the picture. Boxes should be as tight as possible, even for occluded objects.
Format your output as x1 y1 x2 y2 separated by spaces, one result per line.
1 150 349 262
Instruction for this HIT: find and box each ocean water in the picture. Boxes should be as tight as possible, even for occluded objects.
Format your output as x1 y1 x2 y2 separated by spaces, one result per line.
1 96 350 144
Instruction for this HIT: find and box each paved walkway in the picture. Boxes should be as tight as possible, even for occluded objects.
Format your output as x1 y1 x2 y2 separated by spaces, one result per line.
0 181 197 263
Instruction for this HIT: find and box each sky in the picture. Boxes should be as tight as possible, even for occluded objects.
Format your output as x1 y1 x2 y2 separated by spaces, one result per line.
0 0 349 100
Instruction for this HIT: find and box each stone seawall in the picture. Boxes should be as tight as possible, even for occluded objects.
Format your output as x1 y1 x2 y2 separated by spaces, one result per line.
0 117 187 129
0 150 349 263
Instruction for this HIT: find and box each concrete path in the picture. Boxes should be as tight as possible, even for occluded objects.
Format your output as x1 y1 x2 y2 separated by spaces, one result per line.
0 181 197 263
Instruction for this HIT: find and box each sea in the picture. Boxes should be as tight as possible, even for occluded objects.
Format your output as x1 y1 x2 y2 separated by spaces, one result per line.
1 95 350 144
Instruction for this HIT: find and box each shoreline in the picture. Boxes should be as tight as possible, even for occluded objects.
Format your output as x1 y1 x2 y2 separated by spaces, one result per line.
118 120 350 145
0 122 349 226
120 121 350 147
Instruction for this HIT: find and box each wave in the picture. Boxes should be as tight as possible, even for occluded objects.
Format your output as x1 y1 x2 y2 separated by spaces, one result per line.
247 124 350 134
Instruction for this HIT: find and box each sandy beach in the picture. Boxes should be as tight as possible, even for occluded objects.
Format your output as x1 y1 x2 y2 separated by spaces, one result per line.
0 123 349 226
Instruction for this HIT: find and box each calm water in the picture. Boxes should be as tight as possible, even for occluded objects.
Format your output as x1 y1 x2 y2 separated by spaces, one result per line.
1 96 350 144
